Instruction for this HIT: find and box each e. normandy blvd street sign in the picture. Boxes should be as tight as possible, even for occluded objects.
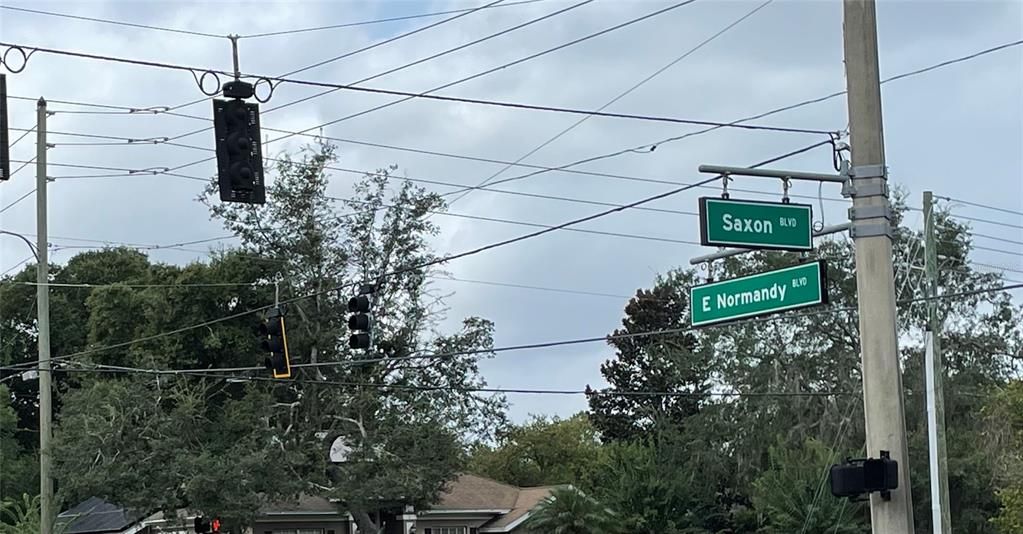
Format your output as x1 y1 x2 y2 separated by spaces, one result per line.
690 261 828 327
699 197 813 251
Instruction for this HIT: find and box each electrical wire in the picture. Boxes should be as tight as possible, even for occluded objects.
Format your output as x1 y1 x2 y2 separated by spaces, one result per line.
164 0 517 113
948 212 1023 231
21 124 850 207
0 5 227 39
937 194 1023 218
0 5 832 147
265 0 596 115
9 281 1022 378
240 0 545 39
330 196 700 246
444 0 774 208
164 0 597 137
8 127 34 148
1 256 33 277
0 188 36 215
0 141 890 370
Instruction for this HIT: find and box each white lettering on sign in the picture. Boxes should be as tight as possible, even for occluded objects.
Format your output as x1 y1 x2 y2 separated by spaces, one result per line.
714 283 788 309
722 214 774 234
702 296 710 312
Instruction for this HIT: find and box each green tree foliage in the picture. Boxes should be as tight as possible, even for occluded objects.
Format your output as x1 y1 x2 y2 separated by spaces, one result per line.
587 270 712 442
751 439 867 534
522 487 621 534
986 380 1023 532
587 200 1022 532
469 413 603 489
46 142 505 533
0 385 35 507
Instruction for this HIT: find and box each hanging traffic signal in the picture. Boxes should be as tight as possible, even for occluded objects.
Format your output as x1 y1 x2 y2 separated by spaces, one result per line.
259 308 291 378
213 95 264 204
347 284 375 350
194 516 210 533
211 518 222 533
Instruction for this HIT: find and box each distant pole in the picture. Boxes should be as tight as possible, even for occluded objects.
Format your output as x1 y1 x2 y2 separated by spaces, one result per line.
36 97 54 534
923 190 952 534
842 1 914 532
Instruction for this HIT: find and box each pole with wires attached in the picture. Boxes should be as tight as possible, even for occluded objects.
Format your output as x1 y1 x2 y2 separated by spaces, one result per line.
36 96 54 534
843 1 913 531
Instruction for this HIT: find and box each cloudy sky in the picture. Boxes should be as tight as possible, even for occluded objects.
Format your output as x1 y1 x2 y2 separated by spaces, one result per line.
1 0 1020 421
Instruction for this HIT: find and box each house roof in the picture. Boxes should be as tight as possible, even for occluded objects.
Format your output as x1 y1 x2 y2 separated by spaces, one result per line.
482 485 558 529
433 474 520 511
255 474 556 529
57 497 144 533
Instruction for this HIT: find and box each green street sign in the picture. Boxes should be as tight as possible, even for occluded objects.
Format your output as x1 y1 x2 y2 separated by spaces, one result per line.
690 261 828 327
699 197 813 251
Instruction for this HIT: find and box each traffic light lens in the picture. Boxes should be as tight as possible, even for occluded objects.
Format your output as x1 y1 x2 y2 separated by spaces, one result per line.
349 333 371 349
347 295 370 313
348 314 370 330
227 105 248 125
228 132 252 154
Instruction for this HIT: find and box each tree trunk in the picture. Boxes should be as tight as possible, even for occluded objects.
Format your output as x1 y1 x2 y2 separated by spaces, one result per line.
352 509 381 534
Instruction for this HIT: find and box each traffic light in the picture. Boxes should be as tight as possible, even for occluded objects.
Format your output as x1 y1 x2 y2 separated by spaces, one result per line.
347 284 375 350
194 516 221 533
830 450 898 500
259 308 291 378
213 94 264 204
0 74 10 182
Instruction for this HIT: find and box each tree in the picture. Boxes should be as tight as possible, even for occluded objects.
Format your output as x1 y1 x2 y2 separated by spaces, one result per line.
53 141 506 533
586 198 1023 530
587 270 713 442
751 439 867 534
523 487 621 534
0 385 35 513
985 380 1023 532
469 413 603 489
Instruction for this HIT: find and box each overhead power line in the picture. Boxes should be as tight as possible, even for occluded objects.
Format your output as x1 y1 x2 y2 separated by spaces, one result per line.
9 280 1022 378
0 141 856 368
948 212 1023 231
164 0 596 134
0 8 832 141
54 363 859 398
241 0 546 39
936 194 1023 218
164 0 516 113
0 5 226 39
446 0 775 208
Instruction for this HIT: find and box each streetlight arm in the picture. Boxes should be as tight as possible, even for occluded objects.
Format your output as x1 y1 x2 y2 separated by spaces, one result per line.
0 230 39 262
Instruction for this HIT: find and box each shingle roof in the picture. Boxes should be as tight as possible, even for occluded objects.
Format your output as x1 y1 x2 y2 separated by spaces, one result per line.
481 485 558 529
57 497 143 533
433 474 520 511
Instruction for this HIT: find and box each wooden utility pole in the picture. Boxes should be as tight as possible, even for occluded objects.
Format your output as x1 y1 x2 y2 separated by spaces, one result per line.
843 1 914 532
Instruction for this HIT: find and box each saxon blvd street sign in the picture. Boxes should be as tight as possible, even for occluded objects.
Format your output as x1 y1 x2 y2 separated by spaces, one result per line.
690 261 828 327
699 197 813 251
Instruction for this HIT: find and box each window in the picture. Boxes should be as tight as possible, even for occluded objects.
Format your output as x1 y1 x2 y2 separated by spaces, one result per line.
424 529 468 534
269 529 325 534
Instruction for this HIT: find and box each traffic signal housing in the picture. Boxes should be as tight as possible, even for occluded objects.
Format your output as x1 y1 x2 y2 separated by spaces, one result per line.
259 308 291 378
213 97 265 204
194 516 221 533
347 284 375 350
830 450 898 500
